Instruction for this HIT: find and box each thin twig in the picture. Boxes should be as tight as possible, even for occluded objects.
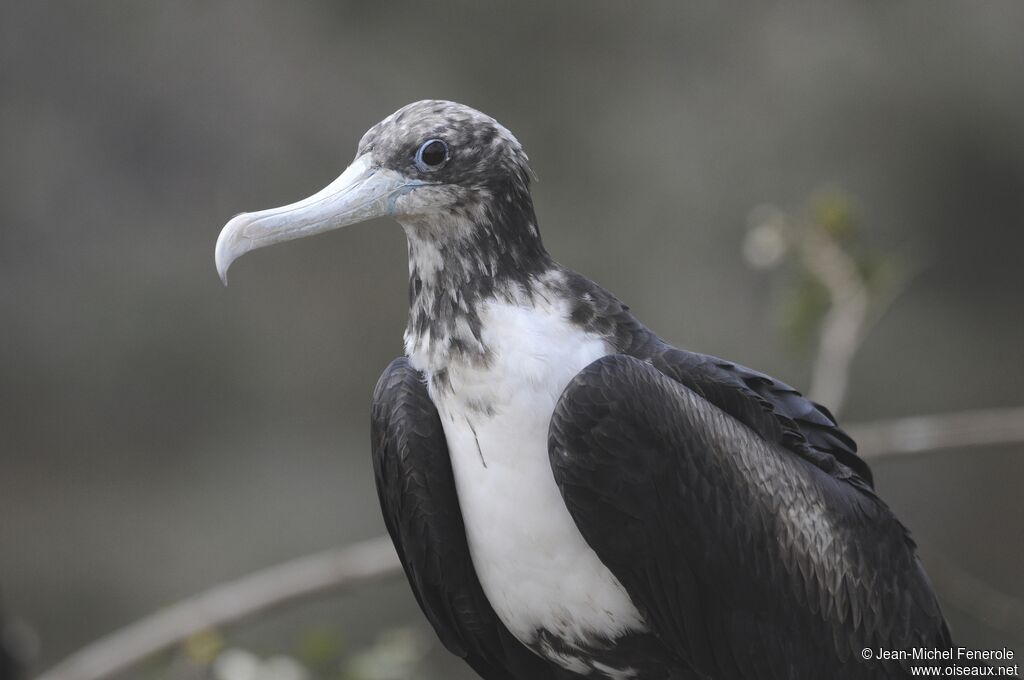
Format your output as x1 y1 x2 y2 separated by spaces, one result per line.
851 406 1024 460
744 201 907 416
35 536 402 680
799 229 871 415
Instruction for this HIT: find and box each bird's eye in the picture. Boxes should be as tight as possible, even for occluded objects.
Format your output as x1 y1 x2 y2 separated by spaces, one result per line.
415 139 449 171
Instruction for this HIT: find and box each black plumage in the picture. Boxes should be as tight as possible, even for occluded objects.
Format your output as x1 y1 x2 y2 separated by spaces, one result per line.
549 354 947 678
371 282 965 678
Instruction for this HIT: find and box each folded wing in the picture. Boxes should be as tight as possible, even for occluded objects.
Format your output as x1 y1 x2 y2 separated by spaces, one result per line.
548 354 950 679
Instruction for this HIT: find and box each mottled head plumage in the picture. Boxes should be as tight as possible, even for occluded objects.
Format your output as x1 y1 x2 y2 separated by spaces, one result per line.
216 100 553 368
357 100 532 197
368 102 552 372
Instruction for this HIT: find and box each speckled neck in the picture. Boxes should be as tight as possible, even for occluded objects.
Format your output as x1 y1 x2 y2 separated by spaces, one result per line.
401 190 554 375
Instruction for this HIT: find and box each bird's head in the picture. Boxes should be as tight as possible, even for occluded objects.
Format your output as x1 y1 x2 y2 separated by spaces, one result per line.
215 100 541 285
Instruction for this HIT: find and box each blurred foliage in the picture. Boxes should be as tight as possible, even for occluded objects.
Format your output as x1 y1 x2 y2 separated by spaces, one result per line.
183 630 225 667
784 272 832 350
340 628 431 680
744 188 911 350
146 626 431 680
295 626 345 673
811 188 858 242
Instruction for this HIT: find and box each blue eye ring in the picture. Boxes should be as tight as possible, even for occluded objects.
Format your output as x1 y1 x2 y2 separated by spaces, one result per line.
415 139 449 171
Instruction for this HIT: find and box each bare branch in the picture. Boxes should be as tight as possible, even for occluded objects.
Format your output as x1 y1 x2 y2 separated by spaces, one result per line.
851 406 1024 460
35 536 401 680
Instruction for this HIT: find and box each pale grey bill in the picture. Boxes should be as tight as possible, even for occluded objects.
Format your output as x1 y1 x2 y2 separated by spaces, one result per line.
214 154 420 284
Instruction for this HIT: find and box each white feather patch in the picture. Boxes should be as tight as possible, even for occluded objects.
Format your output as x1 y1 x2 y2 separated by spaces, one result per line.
414 294 648 653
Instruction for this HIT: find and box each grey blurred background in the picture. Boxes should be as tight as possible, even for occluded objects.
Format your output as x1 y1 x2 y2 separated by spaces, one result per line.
2 2 1022 678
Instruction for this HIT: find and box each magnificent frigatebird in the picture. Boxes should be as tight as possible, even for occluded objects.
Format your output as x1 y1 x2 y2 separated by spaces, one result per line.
215 101 977 679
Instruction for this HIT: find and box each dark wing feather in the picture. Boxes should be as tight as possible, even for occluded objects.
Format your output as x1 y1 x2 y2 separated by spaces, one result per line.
561 269 873 489
549 354 951 679
372 357 586 680
649 348 875 491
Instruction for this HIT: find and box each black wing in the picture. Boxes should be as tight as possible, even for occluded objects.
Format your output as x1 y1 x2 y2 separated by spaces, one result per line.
648 347 874 491
548 354 951 679
371 357 586 680
561 268 873 490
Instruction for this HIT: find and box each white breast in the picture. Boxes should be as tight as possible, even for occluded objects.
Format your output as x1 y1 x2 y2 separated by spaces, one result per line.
410 295 647 652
